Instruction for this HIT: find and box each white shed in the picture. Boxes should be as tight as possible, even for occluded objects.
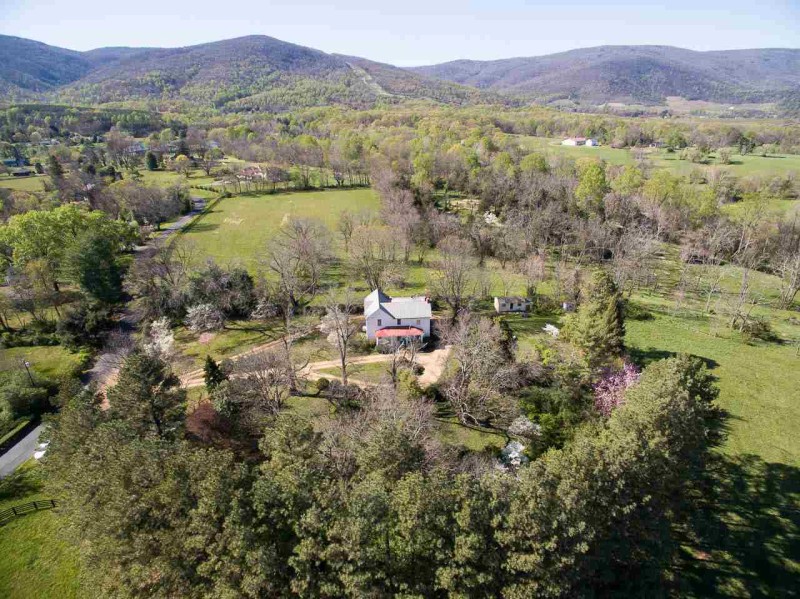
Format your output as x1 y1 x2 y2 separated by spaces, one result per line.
494 296 532 314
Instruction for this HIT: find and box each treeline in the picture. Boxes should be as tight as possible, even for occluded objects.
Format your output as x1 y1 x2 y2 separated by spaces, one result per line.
45 346 718 597
0 104 175 142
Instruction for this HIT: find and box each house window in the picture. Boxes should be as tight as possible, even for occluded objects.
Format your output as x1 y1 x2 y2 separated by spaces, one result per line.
377 319 382 326
397 319 401 325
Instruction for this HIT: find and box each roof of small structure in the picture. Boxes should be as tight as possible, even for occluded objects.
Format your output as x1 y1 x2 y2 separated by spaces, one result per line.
495 296 531 303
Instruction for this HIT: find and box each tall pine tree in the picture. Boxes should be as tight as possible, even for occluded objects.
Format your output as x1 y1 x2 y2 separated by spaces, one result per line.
562 270 625 367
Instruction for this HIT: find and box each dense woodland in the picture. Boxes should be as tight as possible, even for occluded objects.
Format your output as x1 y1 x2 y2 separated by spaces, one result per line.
0 96 798 597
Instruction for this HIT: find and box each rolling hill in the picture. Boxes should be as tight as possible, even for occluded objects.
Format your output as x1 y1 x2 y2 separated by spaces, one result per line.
0 34 499 112
409 45 800 105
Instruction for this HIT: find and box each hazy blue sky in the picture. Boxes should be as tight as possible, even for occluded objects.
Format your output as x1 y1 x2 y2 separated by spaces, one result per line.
2 0 798 65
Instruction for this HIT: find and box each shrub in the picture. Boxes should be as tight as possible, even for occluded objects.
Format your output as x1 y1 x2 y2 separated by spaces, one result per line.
740 317 779 343
313 377 330 395
624 302 654 321
0 372 53 417
0 398 13 431
57 301 115 349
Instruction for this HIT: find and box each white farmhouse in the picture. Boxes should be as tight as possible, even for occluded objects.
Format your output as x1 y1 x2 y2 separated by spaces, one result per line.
364 289 432 343
584 138 599 147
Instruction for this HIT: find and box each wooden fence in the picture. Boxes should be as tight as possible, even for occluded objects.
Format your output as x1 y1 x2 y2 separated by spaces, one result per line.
0 499 57 525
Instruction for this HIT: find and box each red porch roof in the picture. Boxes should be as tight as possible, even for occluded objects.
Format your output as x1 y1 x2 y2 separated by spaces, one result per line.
375 326 424 338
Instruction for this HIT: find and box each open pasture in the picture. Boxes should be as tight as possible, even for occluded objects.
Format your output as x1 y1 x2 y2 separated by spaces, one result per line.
176 188 380 269
0 175 46 193
515 135 800 178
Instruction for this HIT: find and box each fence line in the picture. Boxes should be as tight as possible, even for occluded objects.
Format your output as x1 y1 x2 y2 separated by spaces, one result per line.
0 499 57 525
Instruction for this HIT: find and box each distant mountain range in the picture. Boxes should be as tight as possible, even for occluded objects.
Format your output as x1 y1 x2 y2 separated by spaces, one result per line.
1 35 798 112
410 46 800 106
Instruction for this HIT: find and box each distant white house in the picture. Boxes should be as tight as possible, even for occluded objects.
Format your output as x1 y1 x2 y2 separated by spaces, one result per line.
561 137 598 147
494 296 532 314
364 289 432 343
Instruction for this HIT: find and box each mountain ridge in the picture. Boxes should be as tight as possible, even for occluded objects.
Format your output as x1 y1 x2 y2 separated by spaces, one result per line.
408 45 800 105
1 35 798 111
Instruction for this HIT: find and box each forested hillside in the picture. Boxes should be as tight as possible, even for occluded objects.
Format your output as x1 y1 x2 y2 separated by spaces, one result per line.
411 45 800 105
0 35 496 112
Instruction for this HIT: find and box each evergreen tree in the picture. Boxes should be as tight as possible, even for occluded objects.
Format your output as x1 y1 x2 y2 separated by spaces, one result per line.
144 150 158 171
203 355 227 390
562 270 625 367
107 350 186 440
46 154 64 186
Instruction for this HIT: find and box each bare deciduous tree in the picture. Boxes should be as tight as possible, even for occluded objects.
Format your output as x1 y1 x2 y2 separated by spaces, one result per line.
441 314 516 427
320 290 360 387
432 236 476 319
265 217 332 313
347 224 405 290
222 348 300 430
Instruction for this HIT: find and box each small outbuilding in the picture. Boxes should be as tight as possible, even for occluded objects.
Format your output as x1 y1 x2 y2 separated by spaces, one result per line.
494 296 532 314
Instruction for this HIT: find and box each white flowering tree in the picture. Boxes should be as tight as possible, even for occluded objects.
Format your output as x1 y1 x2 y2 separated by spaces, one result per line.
143 317 174 360
186 303 225 333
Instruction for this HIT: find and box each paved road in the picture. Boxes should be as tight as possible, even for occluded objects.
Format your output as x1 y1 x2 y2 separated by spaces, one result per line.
0 424 43 478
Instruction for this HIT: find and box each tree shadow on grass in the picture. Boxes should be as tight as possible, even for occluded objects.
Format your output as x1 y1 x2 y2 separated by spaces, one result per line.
181 222 219 233
674 452 800 598
0 465 43 504
628 346 719 371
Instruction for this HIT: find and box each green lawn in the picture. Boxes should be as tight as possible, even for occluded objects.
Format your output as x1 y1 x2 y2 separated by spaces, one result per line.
0 463 82 599
626 307 800 466
0 346 86 381
0 175 46 193
625 306 800 596
317 360 391 384
285 395 333 422
136 168 216 188
177 188 380 270
171 318 286 374
434 418 506 453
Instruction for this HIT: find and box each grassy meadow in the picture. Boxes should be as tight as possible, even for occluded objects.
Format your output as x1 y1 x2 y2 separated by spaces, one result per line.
177 188 380 270
0 174 47 193
0 346 86 381
515 135 800 178
0 463 82 599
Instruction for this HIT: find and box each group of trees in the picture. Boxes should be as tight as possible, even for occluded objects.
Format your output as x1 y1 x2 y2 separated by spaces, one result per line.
0 204 137 316
44 343 719 597
128 246 257 329
0 205 137 430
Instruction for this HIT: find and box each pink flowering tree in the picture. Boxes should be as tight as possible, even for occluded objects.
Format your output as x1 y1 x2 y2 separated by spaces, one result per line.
593 361 641 417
